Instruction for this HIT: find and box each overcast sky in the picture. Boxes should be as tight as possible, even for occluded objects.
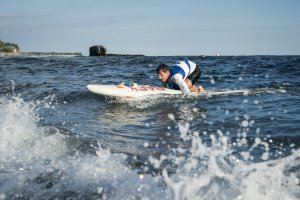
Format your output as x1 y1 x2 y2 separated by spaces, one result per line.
0 0 299 55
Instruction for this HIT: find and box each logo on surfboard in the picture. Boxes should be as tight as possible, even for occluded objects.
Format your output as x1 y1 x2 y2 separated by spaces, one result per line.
131 85 166 91
117 82 166 92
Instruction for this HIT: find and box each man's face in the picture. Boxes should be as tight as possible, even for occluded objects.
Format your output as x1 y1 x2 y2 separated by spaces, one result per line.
158 70 170 82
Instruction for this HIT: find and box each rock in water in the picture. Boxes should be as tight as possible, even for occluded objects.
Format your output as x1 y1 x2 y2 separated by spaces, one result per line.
89 45 106 56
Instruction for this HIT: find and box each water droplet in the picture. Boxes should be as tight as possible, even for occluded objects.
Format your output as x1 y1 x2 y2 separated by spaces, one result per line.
143 142 149 147
242 120 249 127
168 113 175 120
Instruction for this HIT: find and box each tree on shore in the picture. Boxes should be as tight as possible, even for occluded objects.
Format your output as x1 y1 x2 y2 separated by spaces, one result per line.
0 39 20 53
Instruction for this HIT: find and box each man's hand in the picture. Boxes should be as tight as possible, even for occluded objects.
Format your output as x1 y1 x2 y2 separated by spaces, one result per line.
198 85 206 93
184 79 197 93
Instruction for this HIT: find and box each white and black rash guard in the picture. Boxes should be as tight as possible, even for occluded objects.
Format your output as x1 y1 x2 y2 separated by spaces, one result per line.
167 60 197 95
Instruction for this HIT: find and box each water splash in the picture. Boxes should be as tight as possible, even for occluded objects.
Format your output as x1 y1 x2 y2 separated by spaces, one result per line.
149 114 300 200
0 96 166 199
0 94 298 199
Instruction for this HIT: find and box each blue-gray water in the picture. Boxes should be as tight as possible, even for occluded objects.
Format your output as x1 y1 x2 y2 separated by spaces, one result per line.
0 55 299 199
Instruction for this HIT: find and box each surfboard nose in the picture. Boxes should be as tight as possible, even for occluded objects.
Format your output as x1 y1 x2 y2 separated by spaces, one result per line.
87 85 99 93
87 84 93 90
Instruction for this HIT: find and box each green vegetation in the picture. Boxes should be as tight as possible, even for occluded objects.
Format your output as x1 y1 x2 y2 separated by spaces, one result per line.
0 39 20 53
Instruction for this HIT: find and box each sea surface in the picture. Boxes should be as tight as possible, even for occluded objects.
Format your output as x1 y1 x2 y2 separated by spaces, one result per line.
0 55 299 200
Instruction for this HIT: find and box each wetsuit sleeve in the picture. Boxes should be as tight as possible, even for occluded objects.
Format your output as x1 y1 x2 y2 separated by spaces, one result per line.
171 74 190 95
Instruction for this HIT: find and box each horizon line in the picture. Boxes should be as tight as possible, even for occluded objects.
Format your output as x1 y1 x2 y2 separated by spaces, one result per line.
18 51 300 57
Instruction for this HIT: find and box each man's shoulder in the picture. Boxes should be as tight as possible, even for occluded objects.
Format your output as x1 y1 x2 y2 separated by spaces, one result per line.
171 73 183 81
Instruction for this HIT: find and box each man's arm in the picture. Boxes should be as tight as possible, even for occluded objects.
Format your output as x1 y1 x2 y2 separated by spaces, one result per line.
172 74 190 95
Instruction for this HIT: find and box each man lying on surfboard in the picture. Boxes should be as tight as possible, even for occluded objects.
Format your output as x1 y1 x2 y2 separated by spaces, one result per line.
156 60 206 95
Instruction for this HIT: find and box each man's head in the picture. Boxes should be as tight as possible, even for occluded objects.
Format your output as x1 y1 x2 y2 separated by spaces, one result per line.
156 64 170 82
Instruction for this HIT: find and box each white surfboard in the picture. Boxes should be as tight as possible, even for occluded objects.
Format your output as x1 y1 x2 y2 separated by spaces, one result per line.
87 84 182 98
87 84 253 99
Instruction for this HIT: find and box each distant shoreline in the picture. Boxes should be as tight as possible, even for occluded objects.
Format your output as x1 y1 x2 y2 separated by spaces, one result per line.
0 51 82 57
21 52 83 56
0 52 299 57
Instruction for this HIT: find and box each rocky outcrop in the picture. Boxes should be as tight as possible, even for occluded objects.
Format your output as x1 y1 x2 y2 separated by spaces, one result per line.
89 45 106 56
89 45 144 56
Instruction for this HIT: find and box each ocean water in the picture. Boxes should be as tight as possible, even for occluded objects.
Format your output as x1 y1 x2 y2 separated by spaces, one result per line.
0 55 299 200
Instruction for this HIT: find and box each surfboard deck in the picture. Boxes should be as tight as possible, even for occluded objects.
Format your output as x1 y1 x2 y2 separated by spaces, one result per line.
87 84 182 98
87 84 252 99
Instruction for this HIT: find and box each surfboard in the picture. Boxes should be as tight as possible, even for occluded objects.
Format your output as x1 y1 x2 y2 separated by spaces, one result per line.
87 84 182 98
87 84 256 99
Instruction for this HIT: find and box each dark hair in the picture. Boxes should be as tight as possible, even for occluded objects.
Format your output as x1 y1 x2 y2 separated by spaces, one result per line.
156 64 170 74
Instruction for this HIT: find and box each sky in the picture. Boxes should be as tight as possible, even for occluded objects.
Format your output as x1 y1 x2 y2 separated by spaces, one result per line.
0 0 299 56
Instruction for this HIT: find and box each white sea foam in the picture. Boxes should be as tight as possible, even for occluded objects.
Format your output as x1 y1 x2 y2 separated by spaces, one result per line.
149 119 300 200
0 96 166 199
0 95 298 200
